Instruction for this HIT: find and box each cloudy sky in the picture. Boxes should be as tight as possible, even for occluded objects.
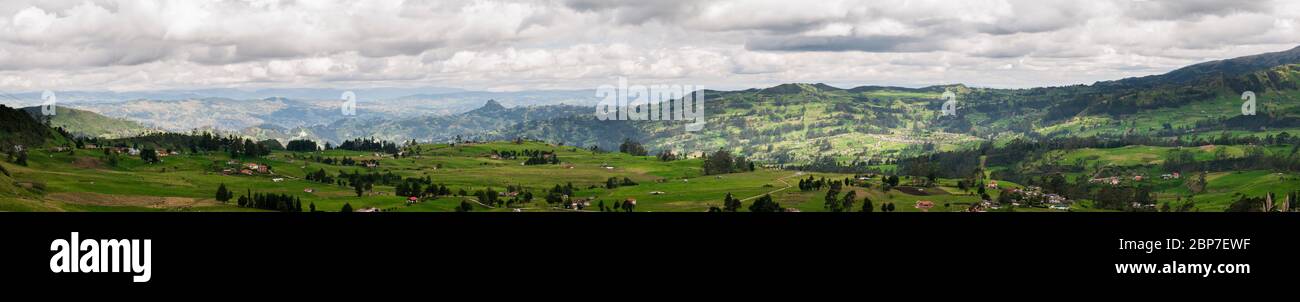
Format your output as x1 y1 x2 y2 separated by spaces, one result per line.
1 0 1298 92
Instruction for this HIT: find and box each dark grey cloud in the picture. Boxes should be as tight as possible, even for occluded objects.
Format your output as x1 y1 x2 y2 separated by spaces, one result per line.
561 0 706 25
746 35 946 53
1125 0 1272 20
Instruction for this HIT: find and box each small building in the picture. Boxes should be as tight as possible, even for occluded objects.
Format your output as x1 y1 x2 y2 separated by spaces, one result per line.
240 169 254 176
986 180 999 189
649 191 666 195
303 188 315 193
271 178 284 182
915 200 935 211
407 196 420 204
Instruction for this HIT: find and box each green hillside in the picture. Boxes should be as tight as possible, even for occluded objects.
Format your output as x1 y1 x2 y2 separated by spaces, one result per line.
22 106 150 139
494 49 1300 168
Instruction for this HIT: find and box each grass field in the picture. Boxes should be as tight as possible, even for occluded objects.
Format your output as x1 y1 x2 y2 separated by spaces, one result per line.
2 140 1294 212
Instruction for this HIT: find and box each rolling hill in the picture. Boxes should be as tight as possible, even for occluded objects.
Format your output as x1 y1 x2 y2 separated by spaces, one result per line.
22 106 150 139
491 46 1300 165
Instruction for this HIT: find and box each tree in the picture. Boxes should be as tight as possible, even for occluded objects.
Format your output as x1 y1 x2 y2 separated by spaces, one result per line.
861 196 873 213
723 193 742 212
309 202 316 212
840 190 857 212
341 203 354 212
748 194 782 212
140 148 159 164
286 139 319 152
13 150 28 166
457 200 474 212
1186 172 1208 194
823 181 844 212
619 138 648 156
215 183 232 203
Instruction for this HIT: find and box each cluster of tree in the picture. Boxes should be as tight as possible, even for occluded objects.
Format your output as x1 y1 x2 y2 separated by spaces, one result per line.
235 189 304 212
396 177 451 198
285 139 320 152
619 139 648 156
656 150 679 161
473 188 501 207
502 185 535 207
785 156 877 173
748 194 782 212
821 180 857 212
489 149 521 160
604 177 637 189
798 176 830 191
87 132 276 159
305 168 334 184
296 154 378 167
721 193 742 212
523 150 560 165
5 148 28 166
334 170 404 197
701 149 755 175
544 183 577 205
228 138 274 158
139 148 160 163
456 200 474 212
337 137 400 154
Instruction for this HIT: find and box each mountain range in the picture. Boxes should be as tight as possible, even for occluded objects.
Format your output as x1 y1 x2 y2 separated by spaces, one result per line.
19 45 1300 165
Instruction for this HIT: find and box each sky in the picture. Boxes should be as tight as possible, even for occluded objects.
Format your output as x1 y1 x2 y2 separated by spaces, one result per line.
0 0 1298 92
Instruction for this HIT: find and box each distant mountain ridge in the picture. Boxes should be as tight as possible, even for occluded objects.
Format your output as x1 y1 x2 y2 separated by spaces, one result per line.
492 45 1300 163
18 45 1300 167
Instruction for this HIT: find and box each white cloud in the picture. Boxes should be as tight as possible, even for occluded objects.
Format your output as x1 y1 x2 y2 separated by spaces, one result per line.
0 0 1296 92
